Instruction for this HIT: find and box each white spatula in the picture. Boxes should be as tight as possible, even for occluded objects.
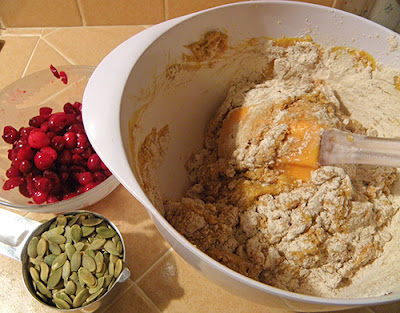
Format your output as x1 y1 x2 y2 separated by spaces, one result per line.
319 129 400 167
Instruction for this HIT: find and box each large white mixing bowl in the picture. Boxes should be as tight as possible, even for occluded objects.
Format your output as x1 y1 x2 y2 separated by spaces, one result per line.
82 1 400 311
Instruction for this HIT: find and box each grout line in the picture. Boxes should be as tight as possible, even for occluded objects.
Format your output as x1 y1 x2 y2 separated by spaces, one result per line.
97 279 136 313
40 36 76 65
134 284 163 313
135 247 173 283
21 36 41 77
75 0 87 27
364 308 378 313
164 0 169 21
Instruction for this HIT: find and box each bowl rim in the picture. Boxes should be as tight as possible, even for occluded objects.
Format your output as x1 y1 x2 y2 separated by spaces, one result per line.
0 65 120 213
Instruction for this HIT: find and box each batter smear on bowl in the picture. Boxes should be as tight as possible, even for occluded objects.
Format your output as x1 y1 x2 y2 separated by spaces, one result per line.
139 36 400 297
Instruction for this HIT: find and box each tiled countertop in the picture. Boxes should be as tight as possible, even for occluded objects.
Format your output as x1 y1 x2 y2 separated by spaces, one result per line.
1 26 400 313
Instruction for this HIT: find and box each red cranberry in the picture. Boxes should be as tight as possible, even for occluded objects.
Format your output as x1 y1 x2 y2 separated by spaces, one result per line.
29 115 46 128
2 126 19 144
34 147 57 170
46 195 59 203
33 177 52 193
68 123 85 134
81 147 93 159
93 171 106 182
40 107 53 119
58 149 72 165
50 64 60 79
40 121 49 132
28 131 50 149
78 172 93 185
82 182 99 192
51 136 64 152
72 154 84 165
76 133 89 149
17 145 34 161
3 177 24 190
19 127 35 139
48 113 69 133
6 166 21 178
63 132 77 149
73 101 82 111
32 190 48 204
63 102 78 114
63 192 78 200
19 160 33 173
19 183 30 198
59 71 68 84
87 153 101 171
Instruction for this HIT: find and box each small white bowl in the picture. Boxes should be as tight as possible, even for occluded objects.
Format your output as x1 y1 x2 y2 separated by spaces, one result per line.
0 65 119 213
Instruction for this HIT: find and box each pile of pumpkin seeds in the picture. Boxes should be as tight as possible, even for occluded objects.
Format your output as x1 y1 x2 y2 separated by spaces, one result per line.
27 212 124 309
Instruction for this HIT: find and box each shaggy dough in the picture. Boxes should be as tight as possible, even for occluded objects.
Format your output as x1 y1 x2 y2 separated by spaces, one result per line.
163 38 400 297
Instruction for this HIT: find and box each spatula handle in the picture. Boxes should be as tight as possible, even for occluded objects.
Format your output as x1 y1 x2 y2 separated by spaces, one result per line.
319 129 400 168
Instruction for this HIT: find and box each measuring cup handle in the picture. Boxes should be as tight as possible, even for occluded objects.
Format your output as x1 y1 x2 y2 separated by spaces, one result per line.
0 209 41 261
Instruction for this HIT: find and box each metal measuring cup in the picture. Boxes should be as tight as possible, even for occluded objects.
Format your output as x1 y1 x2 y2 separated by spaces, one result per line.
0 209 130 312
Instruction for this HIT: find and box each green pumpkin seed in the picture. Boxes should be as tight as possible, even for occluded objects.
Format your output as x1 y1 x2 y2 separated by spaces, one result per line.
104 240 119 255
88 238 106 251
64 226 72 243
37 238 48 257
39 262 49 282
95 252 104 273
73 288 89 308
71 251 82 272
89 276 104 294
67 214 80 227
82 217 102 227
30 256 44 266
81 226 95 237
96 226 116 239
55 291 73 306
65 243 76 260
47 267 62 289
56 215 68 227
43 226 64 238
82 254 96 272
71 224 82 243
112 234 121 245
36 291 48 302
70 272 79 283
53 297 71 309
108 261 115 277
27 237 39 258
109 254 119 264
107 277 116 291
36 281 52 298
62 260 71 281
85 249 96 259
114 259 123 278
74 242 85 252
29 267 40 282
103 275 113 287
51 253 67 271
47 234 66 245
49 242 61 255
65 280 76 295
44 254 57 266
86 287 103 303
78 267 97 287
117 241 123 254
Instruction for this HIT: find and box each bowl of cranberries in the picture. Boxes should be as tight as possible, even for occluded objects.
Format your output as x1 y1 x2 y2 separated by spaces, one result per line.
0 65 119 213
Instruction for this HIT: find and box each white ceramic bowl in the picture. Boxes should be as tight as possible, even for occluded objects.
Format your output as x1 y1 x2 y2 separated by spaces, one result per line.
83 2 400 311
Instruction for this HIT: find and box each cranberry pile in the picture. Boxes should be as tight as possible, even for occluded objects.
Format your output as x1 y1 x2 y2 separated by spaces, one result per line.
2 102 111 204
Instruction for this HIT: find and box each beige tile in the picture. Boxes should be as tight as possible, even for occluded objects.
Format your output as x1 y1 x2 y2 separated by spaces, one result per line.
24 39 71 76
86 185 171 280
0 36 39 90
0 255 55 313
99 284 159 313
0 0 83 27
166 0 246 19
370 301 400 313
78 0 165 26
43 26 147 66
138 250 292 313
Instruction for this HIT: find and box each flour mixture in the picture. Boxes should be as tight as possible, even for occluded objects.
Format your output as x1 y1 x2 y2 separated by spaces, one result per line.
154 36 400 298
